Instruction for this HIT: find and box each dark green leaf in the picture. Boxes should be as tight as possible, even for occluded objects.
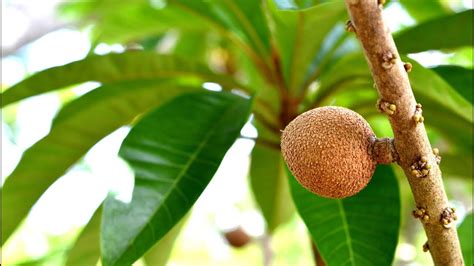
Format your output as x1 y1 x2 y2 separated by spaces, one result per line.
458 212 473 265
1 52 243 108
289 165 400 265
66 207 102 266
1 80 198 244
250 144 294 233
101 92 251 265
431 65 473 104
271 2 346 93
395 10 473 53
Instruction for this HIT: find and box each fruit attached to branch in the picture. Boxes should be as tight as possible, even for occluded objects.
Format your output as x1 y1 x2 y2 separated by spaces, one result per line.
281 106 397 199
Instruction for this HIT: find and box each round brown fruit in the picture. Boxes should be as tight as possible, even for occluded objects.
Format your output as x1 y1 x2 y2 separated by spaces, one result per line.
281 106 376 199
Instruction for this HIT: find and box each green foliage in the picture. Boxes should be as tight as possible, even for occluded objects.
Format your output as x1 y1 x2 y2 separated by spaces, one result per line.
2 0 472 265
101 92 251 265
289 165 400 265
395 9 473 53
431 65 473 104
458 213 473 265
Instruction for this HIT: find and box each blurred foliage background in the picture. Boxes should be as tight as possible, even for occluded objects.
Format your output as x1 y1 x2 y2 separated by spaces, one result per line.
1 0 472 265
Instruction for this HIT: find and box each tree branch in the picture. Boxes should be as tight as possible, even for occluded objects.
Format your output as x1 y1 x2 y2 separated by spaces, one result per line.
344 1 463 265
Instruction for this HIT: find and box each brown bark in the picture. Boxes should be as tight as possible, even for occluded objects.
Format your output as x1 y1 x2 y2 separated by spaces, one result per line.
344 0 463 265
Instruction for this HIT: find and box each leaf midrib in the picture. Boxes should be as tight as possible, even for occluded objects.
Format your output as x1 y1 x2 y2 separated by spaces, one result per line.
336 200 355 265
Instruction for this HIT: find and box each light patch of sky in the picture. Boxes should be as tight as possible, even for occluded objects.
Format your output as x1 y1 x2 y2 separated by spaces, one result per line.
384 2 416 32
25 29 90 73
2 56 26 86
94 43 126 55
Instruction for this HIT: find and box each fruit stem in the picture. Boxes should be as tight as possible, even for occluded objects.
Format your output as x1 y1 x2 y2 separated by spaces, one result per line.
370 137 398 164
344 1 463 265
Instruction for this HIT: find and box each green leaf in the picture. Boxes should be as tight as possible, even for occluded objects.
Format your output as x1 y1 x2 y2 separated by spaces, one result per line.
250 144 294 233
1 80 198 244
66 207 102 266
395 10 473 53
431 65 473 104
101 91 252 266
399 0 450 22
143 215 188 266
271 2 346 93
1 51 242 108
458 212 473 265
289 165 400 265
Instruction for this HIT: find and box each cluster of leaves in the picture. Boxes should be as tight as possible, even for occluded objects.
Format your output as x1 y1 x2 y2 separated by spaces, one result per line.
1 0 472 265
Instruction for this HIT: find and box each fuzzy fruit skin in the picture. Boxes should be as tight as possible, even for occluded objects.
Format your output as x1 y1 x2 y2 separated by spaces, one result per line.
281 106 376 199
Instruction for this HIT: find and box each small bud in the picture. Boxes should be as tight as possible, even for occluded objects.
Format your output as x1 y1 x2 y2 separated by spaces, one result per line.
411 169 419 176
432 148 439 155
422 215 430 222
404 62 413 72
421 156 428 163
389 104 396 111
425 164 431 170
413 114 421 122
423 242 429 252
421 169 429 176
416 103 422 109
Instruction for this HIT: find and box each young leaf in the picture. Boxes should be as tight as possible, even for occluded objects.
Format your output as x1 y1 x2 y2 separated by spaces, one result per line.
172 0 271 57
101 92 252 266
271 1 346 93
1 80 198 244
458 212 473 265
66 207 102 266
1 52 242 107
289 165 400 265
250 144 295 233
395 9 473 53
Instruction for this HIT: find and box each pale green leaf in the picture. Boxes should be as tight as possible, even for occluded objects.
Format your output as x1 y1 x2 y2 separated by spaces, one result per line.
1 80 198 244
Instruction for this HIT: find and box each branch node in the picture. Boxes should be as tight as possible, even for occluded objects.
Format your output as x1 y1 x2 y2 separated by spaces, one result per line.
345 20 357 33
440 207 458 229
413 103 424 124
377 0 386 6
381 51 397 69
413 207 431 223
376 99 396 115
410 156 431 178
403 62 413 73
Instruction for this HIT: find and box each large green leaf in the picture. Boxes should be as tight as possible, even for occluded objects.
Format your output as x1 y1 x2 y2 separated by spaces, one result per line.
66 207 102 266
431 65 473 104
271 1 345 93
458 212 473 265
289 165 400 265
395 9 473 53
250 144 294 233
1 52 244 107
1 80 198 244
101 92 252 265
399 0 450 22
